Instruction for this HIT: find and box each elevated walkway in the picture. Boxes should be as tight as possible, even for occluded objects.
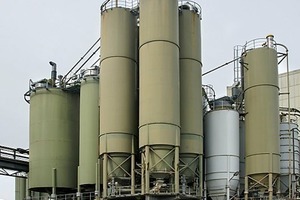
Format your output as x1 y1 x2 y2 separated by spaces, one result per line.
0 145 29 177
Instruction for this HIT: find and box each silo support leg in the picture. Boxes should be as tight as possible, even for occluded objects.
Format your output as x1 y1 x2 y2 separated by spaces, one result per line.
175 146 180 194
145 146 150 194
268 173 273 200
103 154 108 198
199 155 203 198
131 153 135 194
244 176 248 200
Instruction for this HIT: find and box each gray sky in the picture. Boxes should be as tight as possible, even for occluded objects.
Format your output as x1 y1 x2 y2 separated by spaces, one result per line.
0 0 299 199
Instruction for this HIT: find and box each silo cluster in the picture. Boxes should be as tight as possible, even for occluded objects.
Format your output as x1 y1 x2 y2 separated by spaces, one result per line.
23 0 300 200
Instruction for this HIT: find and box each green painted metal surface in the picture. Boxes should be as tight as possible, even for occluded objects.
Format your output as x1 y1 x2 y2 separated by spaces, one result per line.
79 76 99 188
29 88 79 192
243 47 280 186
179 8 203 182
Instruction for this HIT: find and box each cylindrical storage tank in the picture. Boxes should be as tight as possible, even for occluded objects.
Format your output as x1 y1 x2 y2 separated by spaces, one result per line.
204 100 239 200
239 119 245 195
243 36 280 194
139 0 180 187
279 119 300 193
99 2 138 189
29 87 79 192
79 67 99 190
179 1 203 188
15 177 26 200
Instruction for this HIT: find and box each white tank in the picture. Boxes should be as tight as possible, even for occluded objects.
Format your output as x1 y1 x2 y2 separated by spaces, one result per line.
204 101 239 200
279 120 300 193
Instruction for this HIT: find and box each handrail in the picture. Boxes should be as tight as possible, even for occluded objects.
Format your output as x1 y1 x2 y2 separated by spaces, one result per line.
178 0 202 18
0 145 29 163
243 35 277 52
101 0 139 13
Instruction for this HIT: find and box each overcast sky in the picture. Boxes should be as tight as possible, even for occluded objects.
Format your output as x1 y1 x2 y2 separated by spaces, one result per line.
0 0 299 199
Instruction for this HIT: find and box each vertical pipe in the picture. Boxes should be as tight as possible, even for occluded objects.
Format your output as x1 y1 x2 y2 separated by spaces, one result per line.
269 153 273 200
227 156 230 200
131 136 135 195
269 173 273 200
141 153 145 194
199 155 203 197
286 53 292 199
77 166 81 200
95 162 99 198
51 168 56 199
145 146 150 194
245 176 248 200
103 154 108 198
175 146 180 194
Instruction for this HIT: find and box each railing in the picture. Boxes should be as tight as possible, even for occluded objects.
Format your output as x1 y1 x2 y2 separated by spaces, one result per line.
0 145 29 163
243 35 277 52
100 0 139 13
178 0 202 18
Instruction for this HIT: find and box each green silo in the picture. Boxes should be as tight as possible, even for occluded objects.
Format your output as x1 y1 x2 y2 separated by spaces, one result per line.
78 68 99 190
243 35 280 199
29 86 79 193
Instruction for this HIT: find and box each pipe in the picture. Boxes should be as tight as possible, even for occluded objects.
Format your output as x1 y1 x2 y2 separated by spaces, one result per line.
131 136 135 195
103 154 108 198
145 146 150 194
77 166 80 200
51 168 57 199
62 37 100 82
244 176 248 200
175 146 180 194
199 155 203 198
49 61 57 87
226 156 230 200
95 162 99 198
202 57 240 76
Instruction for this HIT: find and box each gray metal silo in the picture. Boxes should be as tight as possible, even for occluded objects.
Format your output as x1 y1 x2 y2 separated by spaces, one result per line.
242 35 280 200
204 99 239 200
78 67 99 191
139 0 180 194
99 0 138 197
179 1 203 197
279 116 300 195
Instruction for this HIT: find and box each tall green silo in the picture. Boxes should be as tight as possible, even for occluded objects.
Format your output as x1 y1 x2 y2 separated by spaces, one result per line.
242 35 280 199
99 2 138 197
179 2 203 197
78 67 99 191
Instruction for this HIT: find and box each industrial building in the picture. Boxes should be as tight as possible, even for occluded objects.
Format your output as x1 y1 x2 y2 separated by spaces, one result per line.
0 0 299 200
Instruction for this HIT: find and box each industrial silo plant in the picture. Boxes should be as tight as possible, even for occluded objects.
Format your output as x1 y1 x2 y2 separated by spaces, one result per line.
21 0 300 199
242 35 280 199
27 63 80 195
204 98 239 200
279 115 300 196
